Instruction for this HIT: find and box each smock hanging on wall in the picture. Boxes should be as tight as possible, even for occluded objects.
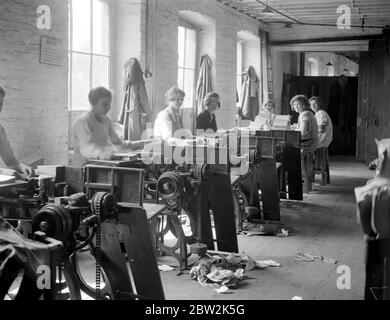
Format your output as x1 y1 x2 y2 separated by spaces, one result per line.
196 54 213 115
118 58 152 141
238 66 259 121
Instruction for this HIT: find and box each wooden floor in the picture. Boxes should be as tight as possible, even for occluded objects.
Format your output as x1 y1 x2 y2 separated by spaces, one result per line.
159 156 372 300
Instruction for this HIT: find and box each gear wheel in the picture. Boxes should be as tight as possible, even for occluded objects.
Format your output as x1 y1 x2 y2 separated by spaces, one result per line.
157 172 183 199
91 192 116 220
32 204 72 241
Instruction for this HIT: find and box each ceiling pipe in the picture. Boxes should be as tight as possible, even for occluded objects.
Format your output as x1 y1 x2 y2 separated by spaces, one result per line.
252 0 383 29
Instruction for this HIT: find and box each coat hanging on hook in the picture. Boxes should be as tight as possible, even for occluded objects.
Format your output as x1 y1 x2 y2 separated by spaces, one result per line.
118 58 152 141
238 66 259 121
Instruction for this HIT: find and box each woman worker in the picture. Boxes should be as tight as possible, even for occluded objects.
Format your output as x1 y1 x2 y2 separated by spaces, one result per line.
154 87 186 140
72 86 141 166
290 95 318 155
309 96 333 150
259 99 276 129
290 95 318 187
195 92 221 133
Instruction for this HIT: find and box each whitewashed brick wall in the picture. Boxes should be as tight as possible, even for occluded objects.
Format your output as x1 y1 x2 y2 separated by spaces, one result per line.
150 0 263 130
0 0 68 166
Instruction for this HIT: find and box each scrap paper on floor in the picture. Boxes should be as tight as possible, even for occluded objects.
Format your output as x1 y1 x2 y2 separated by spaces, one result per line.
255 260 281 269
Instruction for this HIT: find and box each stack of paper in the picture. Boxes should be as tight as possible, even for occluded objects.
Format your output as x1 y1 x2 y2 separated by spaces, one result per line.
0 175 16 185
272 115 290 130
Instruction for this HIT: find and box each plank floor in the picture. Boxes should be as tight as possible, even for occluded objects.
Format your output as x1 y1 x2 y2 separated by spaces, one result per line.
159 156 372 300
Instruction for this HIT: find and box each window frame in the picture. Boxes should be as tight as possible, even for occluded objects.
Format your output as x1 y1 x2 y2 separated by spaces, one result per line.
68 0 113 111
236 40 244 107
177 20 198 110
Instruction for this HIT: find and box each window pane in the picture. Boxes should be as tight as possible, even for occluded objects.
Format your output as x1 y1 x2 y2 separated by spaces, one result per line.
185 28 196 69
178 68 184 90
92 55 109 88
183 69 195 109
93 0 109 55
178 26 185 68
72 0 91 53
71 53 91 110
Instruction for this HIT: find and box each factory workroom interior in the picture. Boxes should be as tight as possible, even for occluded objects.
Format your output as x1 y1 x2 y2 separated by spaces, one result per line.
2 0 390 302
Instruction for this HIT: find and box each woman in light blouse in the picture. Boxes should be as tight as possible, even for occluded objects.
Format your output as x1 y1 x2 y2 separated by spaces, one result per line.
290 95 318 155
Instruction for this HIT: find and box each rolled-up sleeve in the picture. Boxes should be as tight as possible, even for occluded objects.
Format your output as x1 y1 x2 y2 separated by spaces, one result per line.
299 118 310 139
0 125 19 168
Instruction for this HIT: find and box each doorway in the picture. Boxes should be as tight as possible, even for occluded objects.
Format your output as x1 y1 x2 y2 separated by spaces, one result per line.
281 75 358 156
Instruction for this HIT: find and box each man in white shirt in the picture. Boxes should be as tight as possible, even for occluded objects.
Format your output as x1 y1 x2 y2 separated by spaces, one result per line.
72 87 140 166
309 96 333 150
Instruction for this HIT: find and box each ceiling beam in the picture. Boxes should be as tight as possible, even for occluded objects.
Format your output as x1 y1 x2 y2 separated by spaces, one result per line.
270 34 385 45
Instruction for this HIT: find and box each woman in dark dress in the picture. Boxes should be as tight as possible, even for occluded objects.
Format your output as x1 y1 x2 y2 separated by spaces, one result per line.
196 92 220 133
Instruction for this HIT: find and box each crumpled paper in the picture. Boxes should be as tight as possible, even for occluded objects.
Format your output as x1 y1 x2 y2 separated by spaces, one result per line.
244 255 281 270
207 269 234 282
215 285 231 294
190 252 281 289
255 260 281 269
158 264 175 272
243 224 289 237
190 256 247 288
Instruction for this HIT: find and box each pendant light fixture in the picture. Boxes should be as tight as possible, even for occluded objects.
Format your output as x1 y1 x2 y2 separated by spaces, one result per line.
261 1 274 13
325 53 333 67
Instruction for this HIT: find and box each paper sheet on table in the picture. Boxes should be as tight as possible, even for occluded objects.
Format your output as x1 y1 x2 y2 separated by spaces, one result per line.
0 175 16 185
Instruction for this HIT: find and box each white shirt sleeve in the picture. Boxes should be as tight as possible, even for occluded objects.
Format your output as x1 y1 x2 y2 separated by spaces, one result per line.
0 124 19 168
154 112 173 140
107 118 124 146
316 111 328 127
73 118 105 159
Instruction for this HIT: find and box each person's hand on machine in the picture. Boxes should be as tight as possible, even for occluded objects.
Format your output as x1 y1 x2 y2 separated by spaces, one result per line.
17 163 33 177
126 141 144 150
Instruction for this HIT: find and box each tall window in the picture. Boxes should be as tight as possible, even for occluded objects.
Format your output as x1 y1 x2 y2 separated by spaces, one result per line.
236 41 243 106
178 24 197 109
307 58 319 77
69 0 111 110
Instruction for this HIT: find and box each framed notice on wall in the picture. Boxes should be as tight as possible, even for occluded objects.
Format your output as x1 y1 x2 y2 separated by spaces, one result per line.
40 36 62 66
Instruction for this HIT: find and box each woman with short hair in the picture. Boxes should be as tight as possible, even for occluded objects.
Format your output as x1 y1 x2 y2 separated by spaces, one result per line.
72 86 141 166
154 87 185 140
196 92 220 133
309 96 333 150
260 99 276 128
290 95 318 155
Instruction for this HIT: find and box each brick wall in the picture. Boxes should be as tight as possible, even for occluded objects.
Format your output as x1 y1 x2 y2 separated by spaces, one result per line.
0 0 266 169
0 0 68 165
111 0 146 121
148 0 263 131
